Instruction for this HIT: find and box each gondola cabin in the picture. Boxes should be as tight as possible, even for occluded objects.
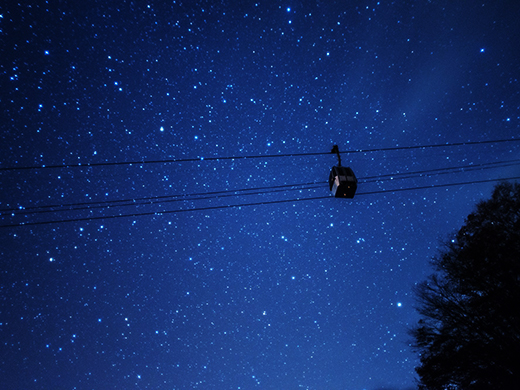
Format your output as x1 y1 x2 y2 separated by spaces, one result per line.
329 166 357 198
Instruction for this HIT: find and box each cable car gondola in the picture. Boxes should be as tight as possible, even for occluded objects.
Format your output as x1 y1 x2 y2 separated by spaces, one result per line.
329 145 357 198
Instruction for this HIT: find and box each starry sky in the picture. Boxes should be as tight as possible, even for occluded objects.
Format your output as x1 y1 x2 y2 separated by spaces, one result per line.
1 1 520 389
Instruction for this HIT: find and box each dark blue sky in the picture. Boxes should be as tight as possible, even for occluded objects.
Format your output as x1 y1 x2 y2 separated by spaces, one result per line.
1 1 520 389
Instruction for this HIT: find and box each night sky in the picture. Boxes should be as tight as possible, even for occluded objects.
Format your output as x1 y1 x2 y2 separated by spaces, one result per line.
1 1 520 389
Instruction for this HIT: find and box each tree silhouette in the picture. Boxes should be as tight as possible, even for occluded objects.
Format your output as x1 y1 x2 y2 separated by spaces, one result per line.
411 182 520 389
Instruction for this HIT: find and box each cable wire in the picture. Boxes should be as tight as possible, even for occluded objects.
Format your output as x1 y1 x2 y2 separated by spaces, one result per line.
357 176 520 196
0 182 324 215
362 159 520 183
2 183 325 216
3 158 520 217
1 138 519 171
2 175 520 228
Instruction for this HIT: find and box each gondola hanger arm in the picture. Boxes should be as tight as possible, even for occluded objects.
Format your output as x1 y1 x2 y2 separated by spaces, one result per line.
331 144 342 166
